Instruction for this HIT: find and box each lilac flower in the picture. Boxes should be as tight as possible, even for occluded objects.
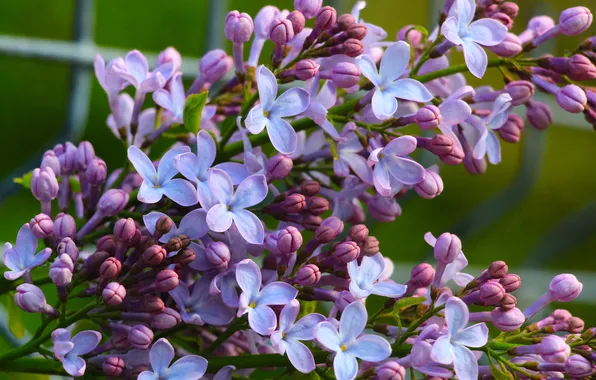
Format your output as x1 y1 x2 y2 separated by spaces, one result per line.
430 297 489 380
52 328 102 377
143 209 208 254
271 300 326 373
367 136 425 197
356 41 433 120
396 324 454 377
106 94 156 147
206 169 268 244
3 224 51 281
436 97 472 151
245 65 310 154
424 232 473 286
127 145 198 206
138 338 207 380
347 253 407 299
314 301 391 380
176 131 248 208
110 50 174 94
236 259 298 335
320 176 369 221
441 0 508 78
94 54 128 97
334 134 373 184
351 1 388 59
153 72 186 124
303 79 343 141
169 275 234 326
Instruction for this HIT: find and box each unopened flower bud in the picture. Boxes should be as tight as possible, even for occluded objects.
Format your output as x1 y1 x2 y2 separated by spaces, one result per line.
205 242 231 267
85 250 110 275
492 307 524 331
200 49 233 83
331 62 360 88
225 11 254 43
296 264 321 285
41 151 61 176
499 294 517 310
559 7 593 36
177 234 191 249
59 142 78 175
96 235 116 255
315 6 336 31
505 81 534 106
86 158 107 185
157 47 182 72
336 13 355 31
76 141 95 170
492 12 513 30
397 25 423 48
556 85 587 113
103 282 126 305
294 0 322 19
499 274 521 292
348 224 369 242
434 233 461 264
143 245 167 266
333 241 360 263
375 361 406 380
427 135 454 156
14 284 57 316
541 335 571 363
49 254 74 286
300 180 320 196
416 105 442 130
270 18 294 45
408 263 435 288
294 59 318 80
315 216 344 243
346 23 367 40
174 247 196 266
566 317 585 334
549 274 582 302
566 354 593 378
114 218 136 243
267 154 293 179
282 193 306 213
29 214 54 239
306 196 328 215
287 10 306 35
31 167 59 202
439 145 464 165
480 282 506 305
488 261 508 279
368 196 402 222
498 114 524 143
500 2 519 18
489 32 522 57
54 213 76 240
129 325 154 349
98 189 130 216
362 236 380 256
156 270 179 292
463 154 487 175
153 216 172 237
414 168 444 199
339 38 364 57
151 308 181 330
100 257 122 281
526 100 553 130
103 356 125 377
129 296 164 314
165 237 182 252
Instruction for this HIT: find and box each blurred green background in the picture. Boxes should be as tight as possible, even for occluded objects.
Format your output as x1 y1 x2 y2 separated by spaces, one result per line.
0 0 595 376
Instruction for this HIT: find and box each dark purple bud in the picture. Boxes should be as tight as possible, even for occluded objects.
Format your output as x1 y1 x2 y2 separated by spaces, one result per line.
76 141 95 170
499 274 521 292
549 274 582 302
200 49 233 83
375 361 406 380
49 254 74 286
565 317 585 333
427 135 454 156
568 54 596 81
300 180 320 196
307 196 329 215
151 308 181 329
434 233 461 264
157 47 182 72
287 10 306 34
416 105 442 130
155 270 179 292
333 241 360 263
492 307 525 331
98 189 130 216
114 218 137 243
270 18 294 45
368 195 402 222
331 62 360 88
347 23 367 40
362 236 380 256
303 215 322 231
174 247 196 266
103 282 126 305
339 38 364 57
57 237 79 261
86 158 107 185
479 282 506 305
15 284 57 316
488 261 508 278
294 59 319 81
500 2 519 18
414 169 444 199
410 263 435 288
85 250 109 274
492 12 513 30
463 154 487 175
143 245 167 266
498 114 524 143
205 242 231 267
59 142 78 175
103 356 125 377
296 264 321 285
129 296 164 314
225 11 254 43
31 167 59 202
559 7 593 36
100 257 122 281
129 325 153 349
41 151 61 176
294 0 322 19
500 293 517 310
315 6 336 31
96 235 116 255
315 216 344 243
165 237 182 252
336 14 355 31
29 214 54 239
505 81 534 106
154 216 173 237
489 33 522 57
557 85 587 113
439 145 464 165
53 213 76 240
282 193 306 213
526 100 553 130
566 354 593 378
348 224 369 243
267 154 293 179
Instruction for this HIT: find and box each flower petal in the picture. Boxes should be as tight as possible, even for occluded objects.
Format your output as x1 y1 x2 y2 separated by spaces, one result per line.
386 156 425 185
445 297 469 336
232 209 264 244
126 50 149 85
249 305 277 335
340 301 367 343
53 341 74 361
372 161 392 196
158 146 190 184
166 355 208 380
2 245 21 272
343 153 373 184
258 281 298 306
178 209 208 239
206 204 234 232
236 259 262 301
454 323 488 348
150 338 175 374
138 371 159 380
370 281 407 298
462 40 488 79
385 78 433 103
267 117 297 154
455 0 476 26
29 248 51 269
256 65 278 110
271 88 310 118
213 365 236 380
466 18 507 47
358 254 385 286
383 135 417 156
208 168 234 205
231 174 268 209
153 89 174 113
441 17 464 45
372 89 398 121
333 351 358 380
245 104 268 135
430 335 454 364
314 322 341 352
215 162 249 185
440 99 472 126
162 179 198 207
195 130 217 177
286 340 316 374
347 334 391 362
63 355 86 377
288 313 326 341
70 331 102 356
127 146 156 183
196 296 235 326
175 152 200 184
16 224 37 260
355 55 380 87
279 299 300 334
138 181 164 204
485 130 501 165
452 344 479 380
380 41 411 82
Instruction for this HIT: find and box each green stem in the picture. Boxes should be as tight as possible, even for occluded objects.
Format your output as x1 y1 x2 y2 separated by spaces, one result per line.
219 92 259 149
414 58 537 83
395 305 445 347
0 276 52 295
204 317 247 356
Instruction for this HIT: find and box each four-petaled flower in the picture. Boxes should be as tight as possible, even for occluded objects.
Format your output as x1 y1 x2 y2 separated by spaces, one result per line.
271 299 326 373
430 297 489 380
236 259 298 335
424 232 473 286
245 65 310 154
3 224 51 281
138 338 208 380
367 135 425 197
152 72 186 124
441 0 508 78
127 145 198 206
356 41 433 120
348 253 407 299
303 79 343 141
110 50 175 93
334 134 373 184
314 301 392 380
52 328 102 377
106 94 155 147
206 169 268 244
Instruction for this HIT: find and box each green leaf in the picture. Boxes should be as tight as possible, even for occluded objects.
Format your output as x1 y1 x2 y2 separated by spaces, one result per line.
7 294 24 339
13 171 33 189
292 371 320 380
183 91 209 134
488 354 515 380
298 300 317 319
69 176 81 193
393 296 426 312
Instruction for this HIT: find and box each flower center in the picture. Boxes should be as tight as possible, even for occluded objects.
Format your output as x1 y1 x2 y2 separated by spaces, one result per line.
263 110 270 118
340 344 348 352
249 302 257 308
185 307 192 313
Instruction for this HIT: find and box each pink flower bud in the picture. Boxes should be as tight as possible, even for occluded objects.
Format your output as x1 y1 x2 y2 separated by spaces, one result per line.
267 154 293 179
349 224 369 243
439 145 464 165
315 217 344 243
205 242 231 267
268 226 303 256
566 354 594 378
434 233 461 264
31 167 59 202
539 335 571 363
225 11 254 43
492 307 524 331
505 81 534 106
143 245 167 266
96 235 116 254
489 33 522 57
557 85 587 113
367 195 402 222
428 135 454 156
559 7 593 36
362 236 380 256
568 54 596 81
336 14 355 31
300 180 320 196
397 25 423 48
375 361 406 380
49 254 74 286
549 274 582 302
200 49 233 83
333 241 360 263
500 294 517 310
347 23 367 40
414 168 444 199
294 59 319 80
315 6 336 31
463 154 487 175
100 257 122 281
499 2 519 18
294 0 322 19
129 325 154 349
552 309 572 322
103 356 125 377
498 114 524 143
53 213 76 240
270 18 294 45
296 264 321 285
306 197 328 215
492 12 513 30
114 218 137 243
341 38 364 57
416 105 442 130
282 193 307 213
76 141 95 170
526 100 553 130
480 282 506 305
156 270 179 292
157 47 182 72
29 214 54 239
128 296 164 314
287 10 306 35
15 284 56 315
103 282 126 305
86 158 107 185
331 62 360 88
566 317 585 334
488 261 508 279
151 307 181 330
98 189 130 216
410 263 435 288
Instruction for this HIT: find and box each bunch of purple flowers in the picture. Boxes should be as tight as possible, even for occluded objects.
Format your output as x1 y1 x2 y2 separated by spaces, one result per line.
1 0 596 378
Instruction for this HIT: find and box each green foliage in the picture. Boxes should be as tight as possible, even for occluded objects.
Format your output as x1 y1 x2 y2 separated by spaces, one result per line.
7 293 24 340
13 171 33 189
183 91 209 134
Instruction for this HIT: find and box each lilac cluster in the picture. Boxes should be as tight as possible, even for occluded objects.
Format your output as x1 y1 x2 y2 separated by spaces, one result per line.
2 0 596 379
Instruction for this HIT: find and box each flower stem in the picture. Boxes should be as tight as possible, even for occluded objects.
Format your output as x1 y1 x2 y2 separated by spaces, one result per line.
203 317 247 356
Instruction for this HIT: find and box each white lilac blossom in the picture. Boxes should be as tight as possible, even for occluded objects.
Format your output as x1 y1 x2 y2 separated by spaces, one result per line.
127 145 198 206
110 50 175 95
356 41 433 120
3 224 51 281
236 259 298 335
175 130 248 208
52 328 102 377
138 338 207 380
441 0 508 78
271 300 326 373
245 65 310 154
206 169 268 244
314 301 392 380
347 253 407 299
367 135 425 197
430 297 489 380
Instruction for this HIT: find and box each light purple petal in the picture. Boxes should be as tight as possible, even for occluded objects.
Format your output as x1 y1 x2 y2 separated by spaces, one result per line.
150 338 175 374
166 355 207 380
4 269 26 281
231 174 268 209
358 254 385 286
372 161 392 197
380 41 411 82
271 88 310 118
143 212 166 236
349 281 372 299
430 335 454 364
418 364 454 378
162 179 198 207
314 322 341 352
53 340 74 361
334 157 350 177
169 282 190 309
386 156 425 185
220 275 240 308
256 65 278 110
197 181 217 210
370 281 407 298
232 209 264 244
196 130 216 177
286 340 316 374
383 135 417 156
465 18 507 46
169 72 186 112
153 90 174 113
236 259 262 301
385 78 433 103
344 154 373 184
441 17 464 45
454 323 489 348
455 0 476 26
138 371 159 380
70 331 102 355
462 40 488 79
279 299 300 333
126 50 149 85
371 89 398 120
485 130 501 165
333 351 358 380
486 94 512 130
208 168 234 205
206 204 234 232
16 224 37 259
452 344 479 380
245 104 268 135
140 72 166 93
319 118 343 141
63 355 86 377
158 146 190 184
138 182 164 204
28 248 51 269
175 153 200 184
288 313 326 341
249 305 277 335
355 55 380 87
178 209 208 239
258 281 298 306
348 334 391 362
215 162 249 185
213 365 236 380
267 117 297 154
196 297 235 326
445 297 469 336
2 245 20 272
154 61 175 83
128 146 157 183
440 99 472 126
340 301 367 343
315 81 337 110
